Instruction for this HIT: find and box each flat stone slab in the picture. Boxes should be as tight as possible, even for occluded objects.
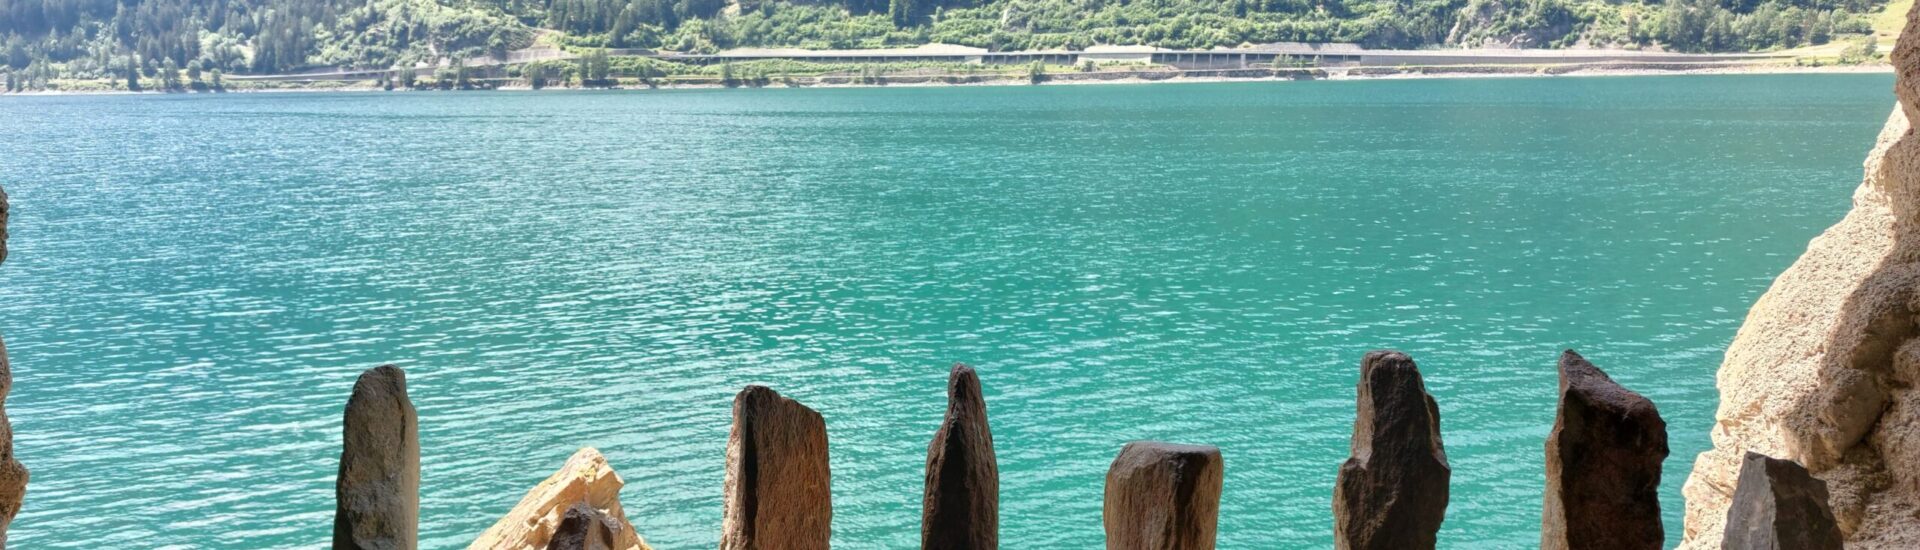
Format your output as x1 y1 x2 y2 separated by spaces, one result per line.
720 385 831 550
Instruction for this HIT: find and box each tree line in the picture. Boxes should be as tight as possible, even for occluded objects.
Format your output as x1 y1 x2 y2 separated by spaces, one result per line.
0 0 1890 91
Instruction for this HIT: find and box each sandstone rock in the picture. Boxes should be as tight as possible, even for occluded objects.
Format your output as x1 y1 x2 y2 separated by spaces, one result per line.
1679 5 1920 547
1542 350 1667 550
0 335 25 548
1333 350 1448 550
720 385 831 550
334 365 420 550
469 447 652 550
1102 441 1223 550
545 502 621 550
1722 452 1843 550
923 364 998 550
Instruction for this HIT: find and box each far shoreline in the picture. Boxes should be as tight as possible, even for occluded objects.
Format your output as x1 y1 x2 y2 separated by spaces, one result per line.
1 62 1892 97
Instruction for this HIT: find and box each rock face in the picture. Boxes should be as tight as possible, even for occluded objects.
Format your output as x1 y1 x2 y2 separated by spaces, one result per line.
720 385 831 550
1679 7 1920 548
469 447 652 550
1722 452 1843 550
1542 350 1668 550
0 335 25 548
1 184 10 265
334 365 420 550
923 364 998 550
1333 351 1448 550
1102 441 1224 550
0 185 23 548
544 502 622 550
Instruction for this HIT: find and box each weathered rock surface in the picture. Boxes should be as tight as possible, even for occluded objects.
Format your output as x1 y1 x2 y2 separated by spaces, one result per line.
720 385 831 550
469 447 652 550
923 364 998 550
1 184 10 265
0 335 25 548
544 502 622 550
1722 452 1843 550
1542 350 1667 550
1679 6 1920 547
1102 441 1223 550
1333 350 1448 550
334 365 420 550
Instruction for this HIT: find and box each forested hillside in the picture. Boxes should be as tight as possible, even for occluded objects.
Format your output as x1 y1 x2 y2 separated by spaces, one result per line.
0 0 1893 82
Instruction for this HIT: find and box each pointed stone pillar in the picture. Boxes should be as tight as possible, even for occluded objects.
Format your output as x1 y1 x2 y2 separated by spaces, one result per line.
333 365 420 550
1333 351 1449 550
720 385 830 550
923 364 998 550
1721 452 1842 550
1542 350 1667 550
1103 441 1223 550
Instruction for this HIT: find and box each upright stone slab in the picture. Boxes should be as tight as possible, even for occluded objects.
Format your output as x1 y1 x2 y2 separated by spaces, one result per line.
923 364 998 550
546 502 620 550
1103 441 1223 550
334 365 420 550
1333 351 1449 550
720 385 830 550
1542 350 1667 550
1721 452 1843 550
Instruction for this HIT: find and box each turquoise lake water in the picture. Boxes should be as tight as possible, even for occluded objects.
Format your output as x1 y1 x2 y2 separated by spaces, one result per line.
0 75 1899 548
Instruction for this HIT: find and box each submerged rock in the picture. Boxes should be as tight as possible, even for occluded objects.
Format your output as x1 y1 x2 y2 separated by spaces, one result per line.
1680 8 1920 546
1102 441 1223 550
1333 350 1448 550
469 447 652 550
720 385 831 550
923 364 998 550
0 336 23 547
1722 452 1843 550
334 365 420 550
1542 350 1668 550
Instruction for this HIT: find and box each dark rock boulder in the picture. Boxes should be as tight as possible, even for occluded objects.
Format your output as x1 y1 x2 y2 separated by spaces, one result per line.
1103 441 1224 550
720 385 831 550
1542 350 1668 550
1 184 9 266
1721 451 1843 550
546 502 620 550
0 335 24 548
923 364 998 550
333 365 420 550
1333 350 1449 550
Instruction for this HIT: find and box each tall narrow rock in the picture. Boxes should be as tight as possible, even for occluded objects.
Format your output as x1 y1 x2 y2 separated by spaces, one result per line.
0 184 23 549
469 447 652 550
1333 350 1448 550
1103 441 1224 550
1680 6 1920 546
922 364 998 550
1542 350 1668 550
1721 452 1843 550
720 385 831 550
334 365 420 550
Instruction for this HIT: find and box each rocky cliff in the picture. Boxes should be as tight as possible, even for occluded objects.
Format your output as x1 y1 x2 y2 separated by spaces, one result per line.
1678 5 1920 547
